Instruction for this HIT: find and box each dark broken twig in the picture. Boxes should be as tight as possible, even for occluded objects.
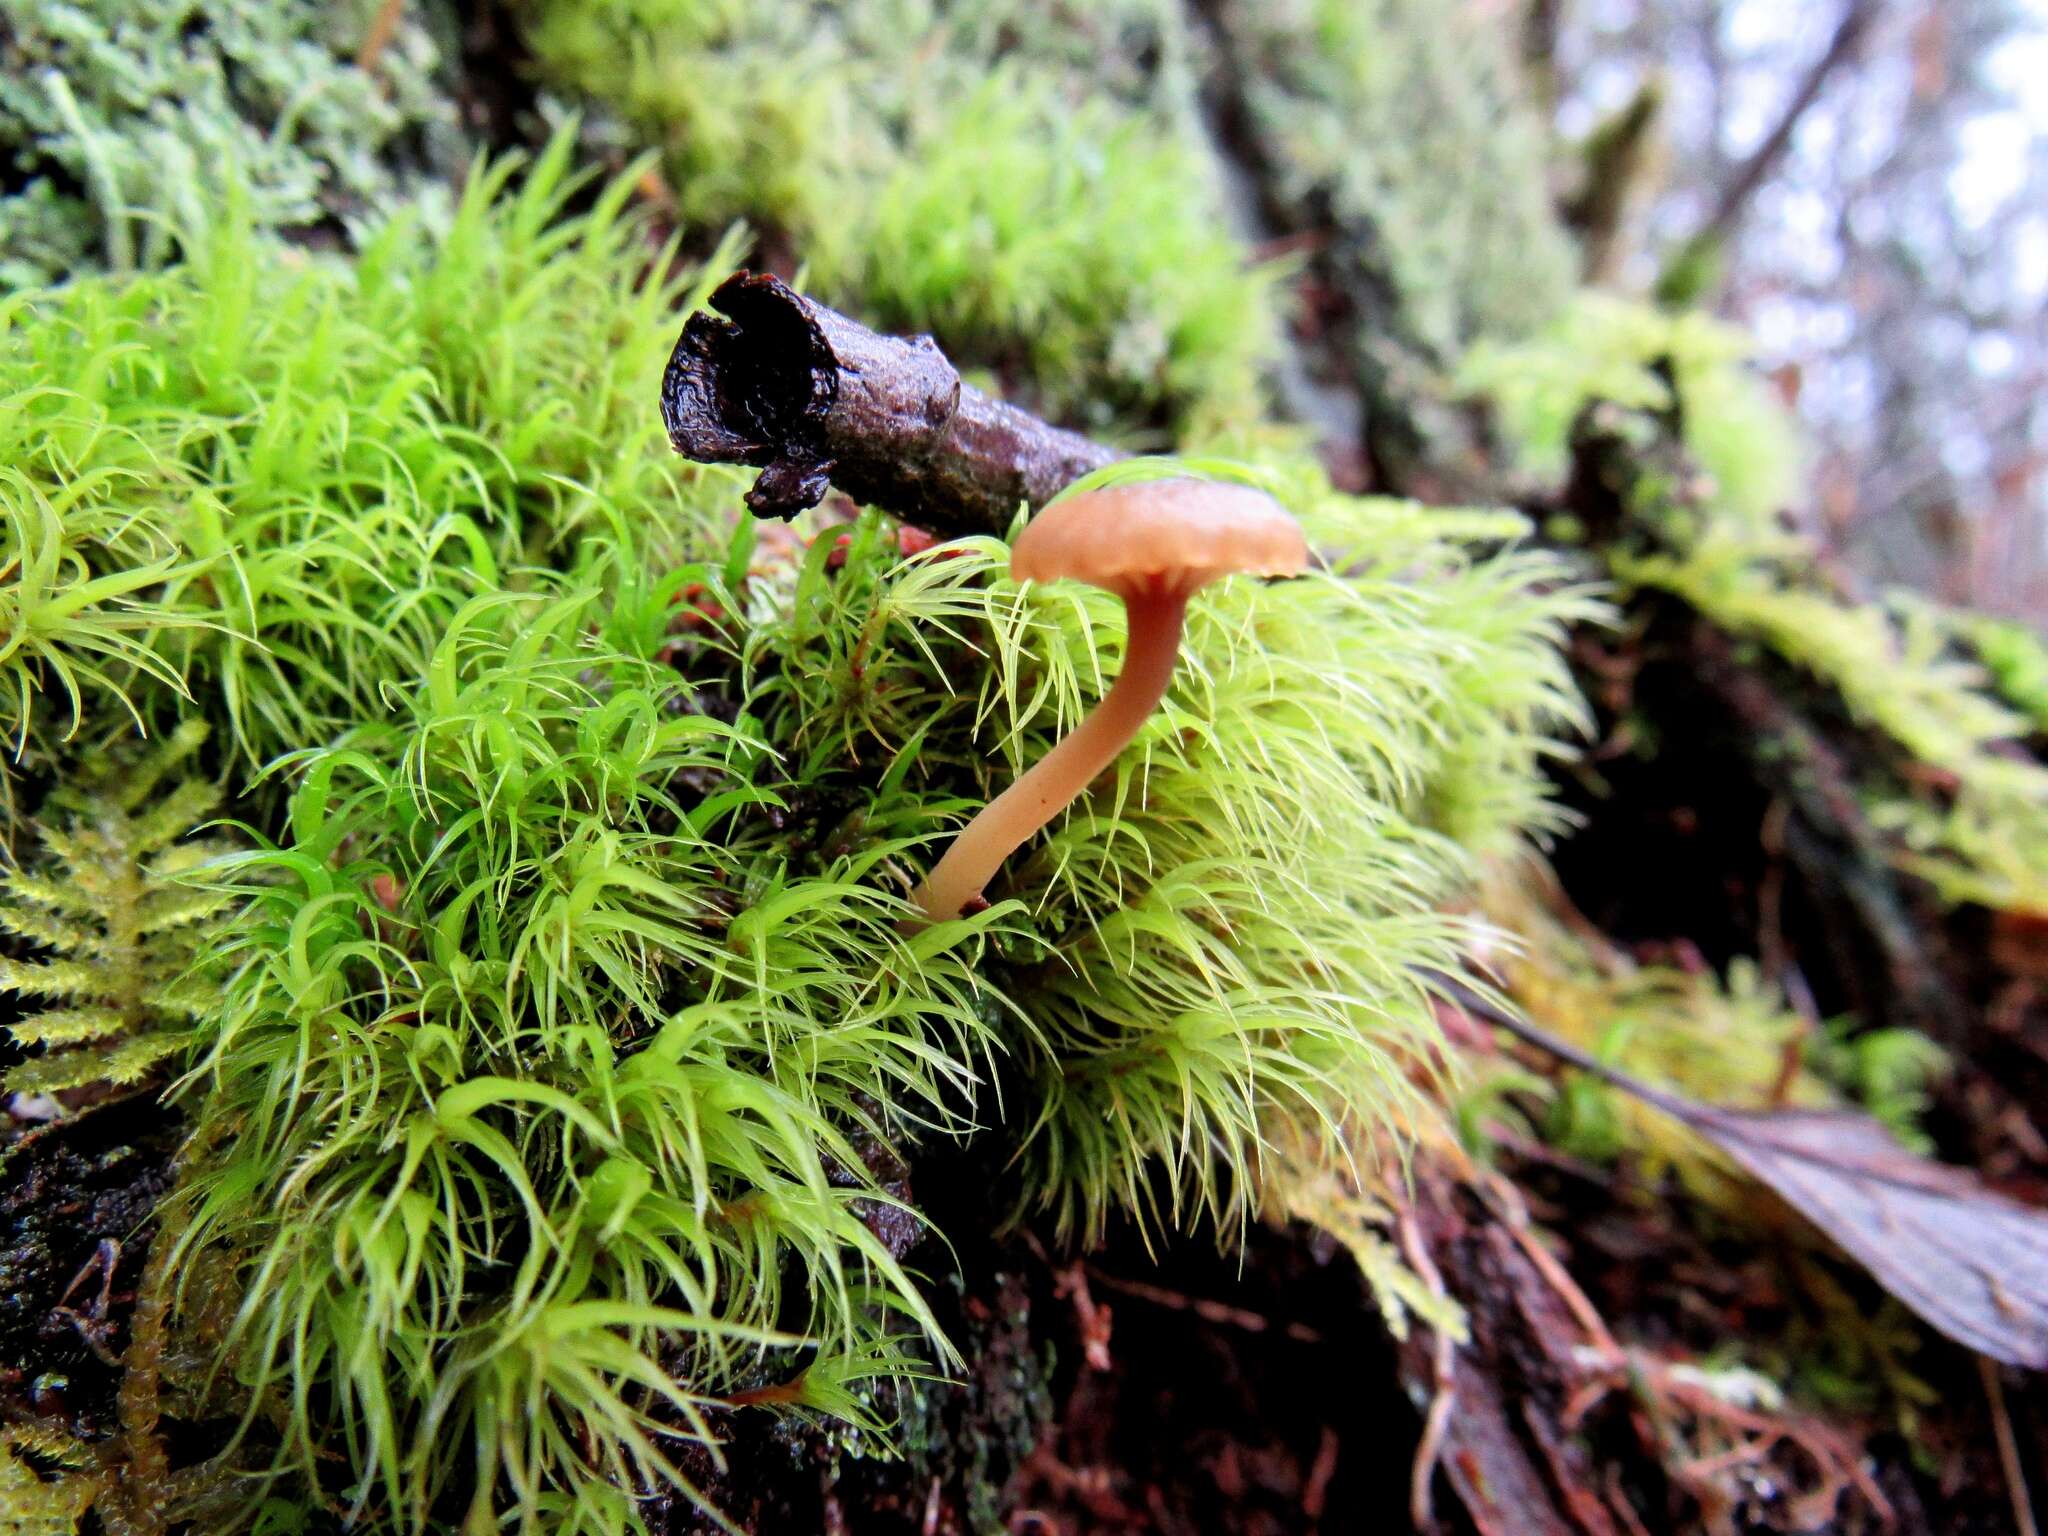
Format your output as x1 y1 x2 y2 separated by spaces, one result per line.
661 271 1122 539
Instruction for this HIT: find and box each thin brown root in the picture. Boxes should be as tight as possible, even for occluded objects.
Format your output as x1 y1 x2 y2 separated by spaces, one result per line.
1398 1209 1457 1532
1982 1354 2042 1536
1085 1265 1322 1344
354 0 405 74
1051 1263 1113 1371
1482 1170 1623 1360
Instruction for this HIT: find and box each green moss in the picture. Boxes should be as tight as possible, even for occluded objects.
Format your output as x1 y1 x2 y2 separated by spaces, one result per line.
1459 294 1805 533
1950 608 2048 736
1616 535 2048 917
6 130 1590 1533
167 473 1583 1525
1223 0 1576 363
517 0 838 237
519 0 1282 432
1453 290 2047 919
22 0 2035 1523
526 0 1576 438
0 1424 99 1533
0 131 734 771
0 0 469 288
1474 861 1949 1189
1476 866 1822 1192
1470 860 1950 1419
807 74 1283 432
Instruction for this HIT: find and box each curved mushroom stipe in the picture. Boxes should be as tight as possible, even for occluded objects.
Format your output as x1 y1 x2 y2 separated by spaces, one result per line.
912 589 1188 925
912 480 1307 924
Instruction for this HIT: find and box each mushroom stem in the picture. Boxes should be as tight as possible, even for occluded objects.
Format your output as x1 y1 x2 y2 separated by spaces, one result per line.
914 591 1188 923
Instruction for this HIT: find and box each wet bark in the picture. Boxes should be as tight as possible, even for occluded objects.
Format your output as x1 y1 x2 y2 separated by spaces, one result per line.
660 271 1122 538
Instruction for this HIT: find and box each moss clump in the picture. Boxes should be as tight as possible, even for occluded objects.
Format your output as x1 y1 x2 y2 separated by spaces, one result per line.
0 0 469 288
1455 293 2048 920
0 57 1597 1515
1466 858 1953 1419
516 0 848 238
1220 0 1576 364
519 0 1283 432
0 1424 99 1533
1617 535 2048 917
1472 861 1949 1186
806 74 1283 433
1 132 1592 1528
0 131 729 770
1459 293 1805 533
185 586 978 1528
170 473 1586 1527
1949 608 2048 736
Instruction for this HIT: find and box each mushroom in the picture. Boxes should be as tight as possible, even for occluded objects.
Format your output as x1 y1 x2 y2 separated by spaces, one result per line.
912 478 1309 923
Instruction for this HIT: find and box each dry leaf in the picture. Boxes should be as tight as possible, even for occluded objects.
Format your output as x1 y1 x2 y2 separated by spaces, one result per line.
1680 1105 2048 1369
1433 970 2048 1369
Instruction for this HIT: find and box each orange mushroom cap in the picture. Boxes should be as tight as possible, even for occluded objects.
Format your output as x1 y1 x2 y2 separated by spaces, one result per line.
1011 479 1309 598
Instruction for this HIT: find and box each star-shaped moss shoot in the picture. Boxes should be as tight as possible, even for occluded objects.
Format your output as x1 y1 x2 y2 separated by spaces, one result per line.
913 478 1309 922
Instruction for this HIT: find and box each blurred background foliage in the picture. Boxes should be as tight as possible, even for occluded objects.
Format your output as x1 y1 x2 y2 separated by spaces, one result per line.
1549 0 2048 619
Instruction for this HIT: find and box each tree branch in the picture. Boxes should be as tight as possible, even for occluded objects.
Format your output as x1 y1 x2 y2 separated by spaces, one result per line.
659 271 1122 539
1690 0 1878 255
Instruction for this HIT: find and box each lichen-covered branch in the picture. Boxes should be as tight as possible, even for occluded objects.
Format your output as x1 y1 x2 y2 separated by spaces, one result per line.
659 271 1122 538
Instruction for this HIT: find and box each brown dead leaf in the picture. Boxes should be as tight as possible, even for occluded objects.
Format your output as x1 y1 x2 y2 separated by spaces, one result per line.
1678 1104 2048 1369
1433 970 2048 1369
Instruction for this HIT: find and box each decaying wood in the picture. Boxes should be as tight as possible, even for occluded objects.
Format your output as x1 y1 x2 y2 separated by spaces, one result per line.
660 271 1122 538
1394 1165 1638 1536
1395 1152 1907 1535
1686 621 1969 1044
